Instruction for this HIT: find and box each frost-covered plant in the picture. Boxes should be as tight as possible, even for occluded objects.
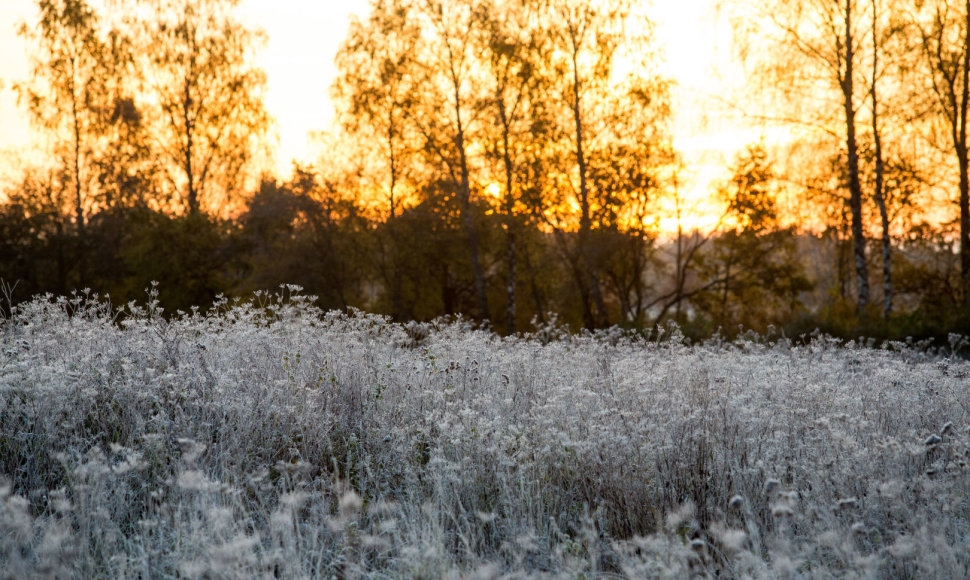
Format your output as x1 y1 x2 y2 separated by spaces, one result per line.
2 289 970 578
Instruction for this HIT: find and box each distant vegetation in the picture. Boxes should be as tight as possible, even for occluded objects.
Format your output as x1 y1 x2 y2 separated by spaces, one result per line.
3 0 970 341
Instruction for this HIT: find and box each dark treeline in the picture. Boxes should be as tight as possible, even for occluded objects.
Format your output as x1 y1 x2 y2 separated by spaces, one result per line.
2 0 970 341
2 159 965 341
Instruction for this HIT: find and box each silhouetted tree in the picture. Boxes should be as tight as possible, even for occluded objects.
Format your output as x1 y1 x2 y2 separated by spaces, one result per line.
333 0 422 319
916 0 970 307
130 0 271 215
15 0 148 282
695 145 811 332
869 0 892 320
739 0 878 314
409 0 491 320
476 0 550 333
539 0 670 329
237 170 371 310
0 170 76 296
17 0 100 240
119 211 233 311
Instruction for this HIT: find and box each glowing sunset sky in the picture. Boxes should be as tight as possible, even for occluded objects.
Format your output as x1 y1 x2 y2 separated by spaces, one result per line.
0 0 755 219
0 0 372 176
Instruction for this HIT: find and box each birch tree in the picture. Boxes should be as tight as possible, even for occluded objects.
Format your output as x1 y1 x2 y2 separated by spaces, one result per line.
916 0 970 306
132 0 270 215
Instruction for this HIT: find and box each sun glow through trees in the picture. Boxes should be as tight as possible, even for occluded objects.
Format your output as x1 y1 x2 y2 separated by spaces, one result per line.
1 0 755 232
4 0 970 335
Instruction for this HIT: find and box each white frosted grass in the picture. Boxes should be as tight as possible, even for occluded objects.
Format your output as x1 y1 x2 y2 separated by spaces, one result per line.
1 289 969 577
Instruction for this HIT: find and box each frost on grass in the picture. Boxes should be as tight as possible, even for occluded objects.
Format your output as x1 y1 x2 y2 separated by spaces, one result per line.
2 290 970 578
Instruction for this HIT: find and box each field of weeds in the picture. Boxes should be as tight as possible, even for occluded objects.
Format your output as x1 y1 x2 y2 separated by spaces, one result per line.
2 288 970 578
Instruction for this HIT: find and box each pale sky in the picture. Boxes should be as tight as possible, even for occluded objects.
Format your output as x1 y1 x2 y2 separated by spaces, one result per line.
0 0 748 214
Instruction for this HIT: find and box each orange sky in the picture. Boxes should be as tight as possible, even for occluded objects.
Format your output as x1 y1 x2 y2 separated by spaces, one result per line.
0 0 761 231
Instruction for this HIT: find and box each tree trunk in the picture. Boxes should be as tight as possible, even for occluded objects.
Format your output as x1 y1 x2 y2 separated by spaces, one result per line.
436 27 491 322
871 0 891 321
720 242 735 327
183 78 198 215
522 244 547 325
455 98 490 321
959 143 970 305
70 56 87 285
71 74 84 238
387 110 399 220
499 101 517 334
385 115 405 319
569 45 608 328
842 0 870 315
960 0 970 306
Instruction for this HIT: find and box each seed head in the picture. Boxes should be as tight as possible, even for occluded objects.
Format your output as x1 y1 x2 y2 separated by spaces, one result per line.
764 479 781 496
836 497 858 510
771 504 794 518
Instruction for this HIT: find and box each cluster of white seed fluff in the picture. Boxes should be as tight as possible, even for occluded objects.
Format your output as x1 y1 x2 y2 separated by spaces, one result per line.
2 288 970 578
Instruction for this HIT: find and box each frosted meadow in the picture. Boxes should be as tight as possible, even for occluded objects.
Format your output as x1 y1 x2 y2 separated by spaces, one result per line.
2 288 970 578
